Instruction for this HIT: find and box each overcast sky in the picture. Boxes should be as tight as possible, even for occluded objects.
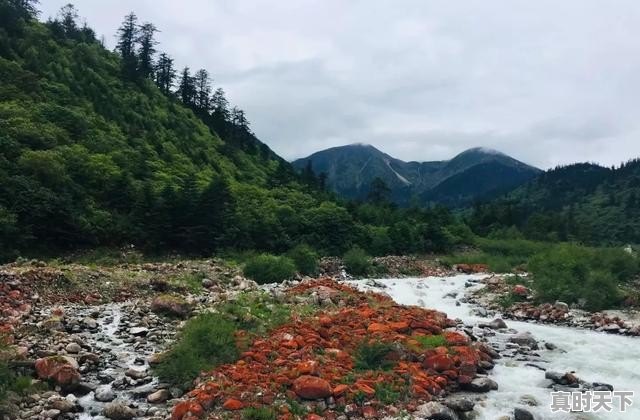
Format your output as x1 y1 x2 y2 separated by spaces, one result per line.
40 1 640 169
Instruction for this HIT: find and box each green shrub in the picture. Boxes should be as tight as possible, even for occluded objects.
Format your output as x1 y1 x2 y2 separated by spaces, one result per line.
374 382 403 405
154 313 239 385
219 292 292 335
343 246 371 276
354 341 395 371
528 243 635 310
242 407 277 420
287 244 319 276
243 254 296 284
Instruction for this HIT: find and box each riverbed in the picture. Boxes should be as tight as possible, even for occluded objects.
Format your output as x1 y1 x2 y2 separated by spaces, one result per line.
352 275 640 420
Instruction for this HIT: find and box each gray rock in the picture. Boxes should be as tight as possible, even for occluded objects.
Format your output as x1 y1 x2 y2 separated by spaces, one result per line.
554 301 569 311
129 327 149 337
443 395 475 412
147 389 170 404
465 377 499 392
49 398 76 413
94 386 115 402
103 402 136 420
43 409 61 418
514 407 535 420
544 342 557 350
509 332 538 349
415 401 460 420
479 318 508 329
519 395 539 406
65 342 82 354
125 368 147 380
201 278 214 288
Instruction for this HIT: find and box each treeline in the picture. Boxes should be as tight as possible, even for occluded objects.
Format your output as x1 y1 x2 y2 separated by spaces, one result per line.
468 160 640 245
0 1 472 261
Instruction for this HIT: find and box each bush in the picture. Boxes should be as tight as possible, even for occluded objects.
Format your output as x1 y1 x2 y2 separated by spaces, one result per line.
287 244 319 276
414 334 447 349
243 254 296 284
154 313 239 385
354 341 395 371
242 407 277 420
528 243 635 310
343 246 371 276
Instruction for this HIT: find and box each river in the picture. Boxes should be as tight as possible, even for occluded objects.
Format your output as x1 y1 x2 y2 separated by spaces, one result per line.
351 275 640 420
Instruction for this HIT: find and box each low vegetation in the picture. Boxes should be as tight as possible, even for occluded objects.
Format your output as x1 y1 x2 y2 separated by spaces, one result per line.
354 341 395 371
243 254 296 284
343 246 372 276
287 244 319 276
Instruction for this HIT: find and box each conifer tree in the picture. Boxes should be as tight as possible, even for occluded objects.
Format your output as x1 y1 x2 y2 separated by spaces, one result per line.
193 69 212 112
137 22 158 79
211 88 230 121
154 53 176 95
116 12 139 80
177 67 196 107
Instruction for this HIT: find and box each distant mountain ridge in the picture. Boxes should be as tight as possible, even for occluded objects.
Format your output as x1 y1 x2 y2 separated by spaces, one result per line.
292 144 541 206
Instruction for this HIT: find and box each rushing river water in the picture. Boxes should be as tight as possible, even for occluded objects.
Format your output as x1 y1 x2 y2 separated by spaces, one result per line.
352 275 640 420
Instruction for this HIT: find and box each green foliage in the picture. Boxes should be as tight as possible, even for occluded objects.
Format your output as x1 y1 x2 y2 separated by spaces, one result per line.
219 292 292 335
442 238 547 272
154 313 238 385
287 244 319 276
529 244 638 310
242 407 277 420
343 246 372 276
243 254 296 284
354 341 395 371
414 334 447 349
374 382 403 405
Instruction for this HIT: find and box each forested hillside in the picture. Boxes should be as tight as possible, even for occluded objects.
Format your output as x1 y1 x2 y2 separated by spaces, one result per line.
468 160 640 245
0 1 471 260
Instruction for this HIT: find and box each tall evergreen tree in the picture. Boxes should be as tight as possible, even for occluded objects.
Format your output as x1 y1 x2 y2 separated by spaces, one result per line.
57 3 78 35
137 22 158 79
177 67 196 107
154 53 176 95
211 88 230 121
116 12 139 80
193 68 212 113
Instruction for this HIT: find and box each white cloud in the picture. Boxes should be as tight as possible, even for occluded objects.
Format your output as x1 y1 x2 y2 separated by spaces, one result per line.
40 0 640 168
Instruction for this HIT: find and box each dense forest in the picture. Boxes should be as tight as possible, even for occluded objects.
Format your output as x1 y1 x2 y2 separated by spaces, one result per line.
0 0 472 261
468 160 640 245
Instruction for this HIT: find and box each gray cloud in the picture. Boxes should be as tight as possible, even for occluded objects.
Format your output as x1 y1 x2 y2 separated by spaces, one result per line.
40 0 640 168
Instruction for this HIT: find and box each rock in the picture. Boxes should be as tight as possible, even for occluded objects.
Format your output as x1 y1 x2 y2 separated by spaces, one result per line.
125 368 147 380
512 285 530 297
82 317 98 329
415 401 460 420
592 382 614 392
49 398 76 413
423 354 455 372
514 407 535 420
554 301 569 311
147 389 170 404
94 386 115 402
147 353 164 365
34 356 81 387
443 395 475 412
201 278 214 288
65 342 82 354
150 294 192 318
103 402 137 420
544 342 557 350
292 375 332 400
519 395 539 406
222 398 244 410
43 409 61 418
129 327 149 337
465 377 499 392
509 332 538 349
479 318 508 329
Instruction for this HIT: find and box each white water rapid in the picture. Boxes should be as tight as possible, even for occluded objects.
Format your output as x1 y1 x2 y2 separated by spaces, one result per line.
351 275 640 420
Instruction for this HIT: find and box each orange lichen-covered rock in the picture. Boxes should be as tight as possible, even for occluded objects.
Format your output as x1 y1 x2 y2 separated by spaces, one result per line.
423 354 455 372
34 356 80 387
222 398 243 410
292 375 332 400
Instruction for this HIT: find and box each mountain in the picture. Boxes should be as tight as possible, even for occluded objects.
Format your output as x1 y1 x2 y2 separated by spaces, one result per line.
468 160 640 245
292 144 541 206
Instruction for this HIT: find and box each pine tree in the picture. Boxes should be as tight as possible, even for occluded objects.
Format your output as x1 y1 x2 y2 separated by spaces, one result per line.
137 22 158 79
154 53 176 95
193 69 212 113
177 67 196 107
116 12 139 80
211 88 230 121
57 3 78 35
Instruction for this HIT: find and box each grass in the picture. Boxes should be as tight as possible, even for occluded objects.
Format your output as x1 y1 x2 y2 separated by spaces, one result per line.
414 334 447 349
374 382 404 405
242 407 277 420
354 341 395 371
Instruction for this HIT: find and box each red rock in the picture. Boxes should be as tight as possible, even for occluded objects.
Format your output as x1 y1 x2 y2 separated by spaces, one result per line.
306 415 324 420
512 285 529 297
362 406 377 418
423 354 455 372
389 321 410 332
34 356 80 386
292 375 332 400
355 382 375 396
444 331 469 345
367 323 390 333
332 384 348 397
222 398 243 410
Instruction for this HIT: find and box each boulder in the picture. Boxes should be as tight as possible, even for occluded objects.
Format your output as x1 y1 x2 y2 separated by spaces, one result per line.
94 386 115 402
479 318 508 329
292 375 332 400
512 285 530 297
103 402 137 420
509 332 538 349
147 389 170 404
465 377 499 392
514 407 535 420
222 398 244 410
150 294 193 318
423 354 455 372
415 401 460 420
34 356 80 387
443 395 475 412
129 327 149 337
65 342 82 354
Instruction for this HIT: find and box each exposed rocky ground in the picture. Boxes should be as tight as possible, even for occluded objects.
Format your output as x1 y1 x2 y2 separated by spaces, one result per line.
468 274 640 336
